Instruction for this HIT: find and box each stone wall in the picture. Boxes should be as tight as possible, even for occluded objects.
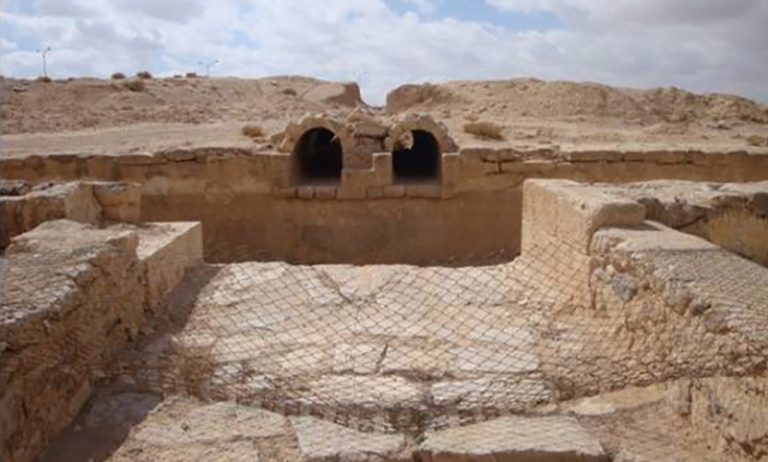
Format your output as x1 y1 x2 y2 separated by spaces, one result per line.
0 220 202 462
0 180 141 249
1 122 767 263
519 179 768 429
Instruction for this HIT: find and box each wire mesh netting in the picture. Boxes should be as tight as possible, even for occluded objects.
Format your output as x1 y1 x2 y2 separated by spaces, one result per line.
4 232 768 461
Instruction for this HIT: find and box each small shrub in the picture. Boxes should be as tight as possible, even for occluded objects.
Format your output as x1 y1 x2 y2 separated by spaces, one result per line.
136 71 152 79
463 121 505 141
241 124 265 139
37 76 52 83
282 88 297 96
746 134 768 147
186 72 198 78
111 72 126 80
123 80 146 92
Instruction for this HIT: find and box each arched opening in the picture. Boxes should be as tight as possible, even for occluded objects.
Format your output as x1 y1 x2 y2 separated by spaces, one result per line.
392 129 441 182
294 127 343 183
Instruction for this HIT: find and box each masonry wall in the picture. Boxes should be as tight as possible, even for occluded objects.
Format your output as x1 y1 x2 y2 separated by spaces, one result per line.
1 148 767 264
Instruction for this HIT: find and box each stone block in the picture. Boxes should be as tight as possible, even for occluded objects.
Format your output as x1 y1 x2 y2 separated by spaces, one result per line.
405 183 442 199
291 416 409 462
135 222 203 311
90 181 142 223
522 179 645 255
297 186 315 199
314 185 337 200
417 415 608 462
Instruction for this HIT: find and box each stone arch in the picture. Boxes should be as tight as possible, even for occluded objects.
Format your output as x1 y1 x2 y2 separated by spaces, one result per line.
391 129 441 181
385 114 458 183
280 115 354 185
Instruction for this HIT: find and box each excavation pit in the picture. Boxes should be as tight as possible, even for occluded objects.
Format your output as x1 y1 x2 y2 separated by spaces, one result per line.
2 77 768 460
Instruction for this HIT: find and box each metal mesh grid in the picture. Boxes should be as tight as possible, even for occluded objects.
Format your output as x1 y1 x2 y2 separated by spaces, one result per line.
5 236 768 461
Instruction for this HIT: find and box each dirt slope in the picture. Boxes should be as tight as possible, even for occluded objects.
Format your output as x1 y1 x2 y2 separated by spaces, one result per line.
0 76 364 135
387 78 768 124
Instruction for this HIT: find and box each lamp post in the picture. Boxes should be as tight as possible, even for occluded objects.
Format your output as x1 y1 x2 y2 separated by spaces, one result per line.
198 59 219 78
36 47 52 78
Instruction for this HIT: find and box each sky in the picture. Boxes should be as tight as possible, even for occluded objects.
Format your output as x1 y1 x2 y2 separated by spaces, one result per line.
1 0 766 105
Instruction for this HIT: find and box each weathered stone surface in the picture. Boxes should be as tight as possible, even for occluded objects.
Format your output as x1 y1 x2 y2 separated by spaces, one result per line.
523 179 646 255
418 415 607 462
134 400 288 445
1 220 142 462
135 222 203 311
290 416 409 462
431 376 553 412
688 377 768 461
298 375 423 410
90 181 142 223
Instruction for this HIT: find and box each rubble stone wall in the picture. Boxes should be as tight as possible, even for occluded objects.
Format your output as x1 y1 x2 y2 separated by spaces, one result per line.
0 180 141 249
0 220 202 462
519 180 768 460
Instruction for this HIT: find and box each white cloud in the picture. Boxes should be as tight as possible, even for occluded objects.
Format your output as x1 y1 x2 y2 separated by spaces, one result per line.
0 0 766 104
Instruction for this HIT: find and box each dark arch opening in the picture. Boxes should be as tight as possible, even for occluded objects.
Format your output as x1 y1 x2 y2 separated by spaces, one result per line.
392 130 441 182
294 127 343 183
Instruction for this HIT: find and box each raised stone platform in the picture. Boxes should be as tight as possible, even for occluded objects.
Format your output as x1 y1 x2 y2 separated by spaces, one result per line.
0 219 202 462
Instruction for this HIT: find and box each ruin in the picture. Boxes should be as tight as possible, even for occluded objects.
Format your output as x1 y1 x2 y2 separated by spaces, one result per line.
1 76 768 462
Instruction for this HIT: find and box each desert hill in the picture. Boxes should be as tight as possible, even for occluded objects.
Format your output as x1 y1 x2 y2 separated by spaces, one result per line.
1 75 767 155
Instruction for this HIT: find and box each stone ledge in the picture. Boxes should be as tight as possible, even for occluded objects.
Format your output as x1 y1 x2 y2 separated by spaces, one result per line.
417 415 608 462
134 222 204 312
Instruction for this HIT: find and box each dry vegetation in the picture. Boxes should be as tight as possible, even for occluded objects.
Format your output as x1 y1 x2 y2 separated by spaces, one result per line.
282 88 298 96
123 80 146 92
136 71 152 79
463 121 505 140
747 134 768 147
241 124 265 139
111 72 125 80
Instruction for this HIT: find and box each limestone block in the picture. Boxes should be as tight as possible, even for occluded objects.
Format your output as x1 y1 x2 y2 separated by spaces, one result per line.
1 220 144 462
90 181 142 223
298 375 422 409
290 416 409 462
135 222 203 312
522 180 645 255
405 183 442 198
441 153 461 195
371 152 393 184
21 182 101 231
418 415 608 462
431 376 553 412
297 186 315 199
383 185 406 198
338 171 367 200
352 119 388 138
134 400 287 445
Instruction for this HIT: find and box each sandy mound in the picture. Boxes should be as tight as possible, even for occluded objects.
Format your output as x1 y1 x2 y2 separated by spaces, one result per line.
0 76 364 134
386 78 768 125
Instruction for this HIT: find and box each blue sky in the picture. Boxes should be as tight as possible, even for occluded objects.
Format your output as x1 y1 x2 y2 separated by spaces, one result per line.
387 0 563 30
1 0 766 104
